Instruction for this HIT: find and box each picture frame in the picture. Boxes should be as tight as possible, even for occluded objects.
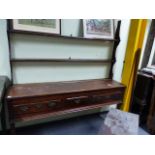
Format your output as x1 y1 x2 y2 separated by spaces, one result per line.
83 19 114 39
11 19 60 35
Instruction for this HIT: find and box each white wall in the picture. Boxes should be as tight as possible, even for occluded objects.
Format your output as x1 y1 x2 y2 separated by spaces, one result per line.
0 20 11 78
113 19 131 82
11 33 112 84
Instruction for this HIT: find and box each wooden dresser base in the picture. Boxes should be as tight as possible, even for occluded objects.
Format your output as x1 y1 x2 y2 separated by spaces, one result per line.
5 79 125 133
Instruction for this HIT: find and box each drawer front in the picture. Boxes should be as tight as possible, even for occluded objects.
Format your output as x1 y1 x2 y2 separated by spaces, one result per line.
12 91 124 118
64 92 123 108
13 99 60 116
92 93 123 103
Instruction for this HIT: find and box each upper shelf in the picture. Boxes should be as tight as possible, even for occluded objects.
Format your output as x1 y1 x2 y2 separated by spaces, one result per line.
10 58 112 63
8 30 118 42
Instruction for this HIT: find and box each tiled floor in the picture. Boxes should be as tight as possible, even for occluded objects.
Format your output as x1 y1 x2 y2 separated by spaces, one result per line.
15 112 149 135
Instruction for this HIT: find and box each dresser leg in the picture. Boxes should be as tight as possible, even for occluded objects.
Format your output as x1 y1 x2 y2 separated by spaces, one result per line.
147 79 155 132
1 103 7 134
10 122 16 135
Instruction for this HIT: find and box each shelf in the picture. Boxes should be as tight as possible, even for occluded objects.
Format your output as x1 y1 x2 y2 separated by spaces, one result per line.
11 58 112 63
8 30 118 42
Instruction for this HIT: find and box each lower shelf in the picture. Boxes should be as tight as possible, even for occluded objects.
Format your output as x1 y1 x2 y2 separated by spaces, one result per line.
15 100 122 122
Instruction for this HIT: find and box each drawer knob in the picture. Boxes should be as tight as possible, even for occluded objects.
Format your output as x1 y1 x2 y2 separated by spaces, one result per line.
48 102 56 107
20 106 29 112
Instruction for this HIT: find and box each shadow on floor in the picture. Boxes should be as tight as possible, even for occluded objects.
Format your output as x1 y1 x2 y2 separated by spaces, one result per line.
3 112 148 135
16 112 106 135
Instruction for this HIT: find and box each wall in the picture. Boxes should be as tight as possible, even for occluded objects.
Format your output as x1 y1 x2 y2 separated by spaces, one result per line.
11 34 112 84
113 20 130 82
0 20 11 78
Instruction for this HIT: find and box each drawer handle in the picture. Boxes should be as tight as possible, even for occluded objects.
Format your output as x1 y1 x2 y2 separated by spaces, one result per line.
48 102 56 108
67 96 88 101
74 99 81 104
35 103 43 109
20 106 29 112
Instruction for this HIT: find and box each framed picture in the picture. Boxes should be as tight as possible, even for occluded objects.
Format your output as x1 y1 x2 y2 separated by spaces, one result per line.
83 19 114 39
11 19 60 35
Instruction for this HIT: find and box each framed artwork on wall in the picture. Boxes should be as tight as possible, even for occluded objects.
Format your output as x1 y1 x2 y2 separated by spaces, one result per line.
11 19 60 35
83 19 114 39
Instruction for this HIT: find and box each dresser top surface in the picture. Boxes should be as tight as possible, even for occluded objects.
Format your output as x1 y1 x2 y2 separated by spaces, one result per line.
6 79 125 100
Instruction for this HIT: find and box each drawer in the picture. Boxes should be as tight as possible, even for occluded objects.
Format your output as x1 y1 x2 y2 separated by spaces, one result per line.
92 92 123 103
13 99 61 116
64 92 123 108
65 96 90 105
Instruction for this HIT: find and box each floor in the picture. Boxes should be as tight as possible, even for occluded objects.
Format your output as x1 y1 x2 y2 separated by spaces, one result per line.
15 112 149 135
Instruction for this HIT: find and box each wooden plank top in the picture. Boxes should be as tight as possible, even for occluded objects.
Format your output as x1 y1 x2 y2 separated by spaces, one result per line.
6 79 125 100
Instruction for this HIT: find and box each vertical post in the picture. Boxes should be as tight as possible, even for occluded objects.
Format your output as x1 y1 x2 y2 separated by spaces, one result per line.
147 77 155 133
109 20 121 79
0 76 11 134
121 19 147 111
8 104 16 134
7 19 14 82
